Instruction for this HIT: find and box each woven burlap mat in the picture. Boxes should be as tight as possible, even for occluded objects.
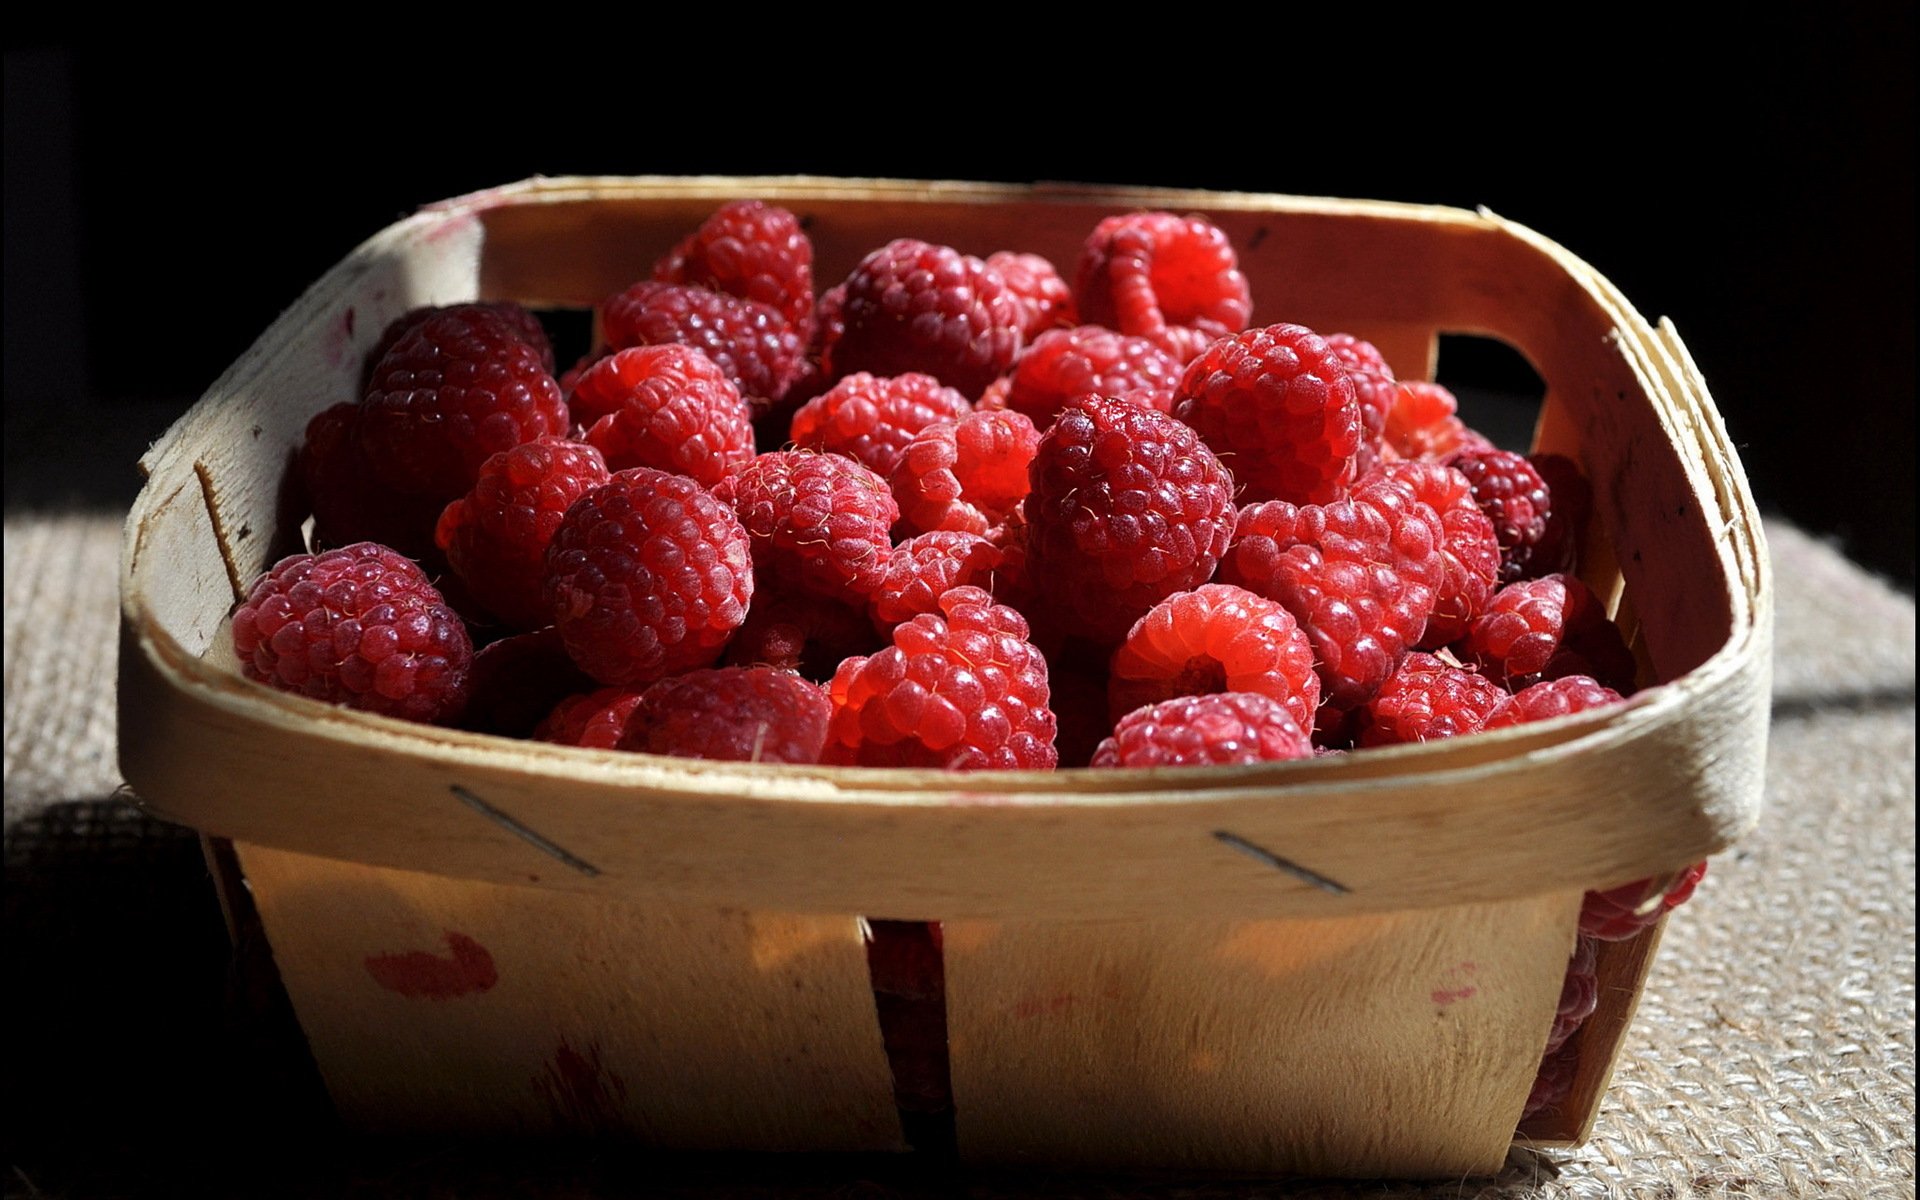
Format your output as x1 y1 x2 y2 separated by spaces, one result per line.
4 511 1913 1199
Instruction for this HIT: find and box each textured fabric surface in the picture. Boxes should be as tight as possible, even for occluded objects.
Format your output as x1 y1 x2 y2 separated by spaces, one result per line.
3 512 1914 1198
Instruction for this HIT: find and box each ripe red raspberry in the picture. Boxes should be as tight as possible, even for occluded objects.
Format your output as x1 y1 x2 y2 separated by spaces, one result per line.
544 468 754 686
1075 212 1251 361
1324 333 1395 474
1580 862 1708 941
1521 1038 1580 1122
1464 574 1637 692
359 307 570 506
1353 652 1508 748
1481 675 1625 730
601 281 807 413
1022 397 1238 646
366 301 555 383
1219 495 1444 723
829 239 1025 399
891 408 1040 536
1001 325 1182 427
788 372 973 478
534 687 646 749
621 666 831 764
571 345 755 486
1446 448 1558 584
653 200 815 338
459 627 595 738
1173 324 1364 505
1355 462 1500 648
823 586 1056 770
297 402 443 559
869 531 1006 633
1523 453 1593 580
1545 934 1601 1056
434 437 612 630
986 251 1075 340
1383 380 1494 462
723 587 883 682
1108 584 1320 732
230 542 473 724
712 450 898 604
1092 692 1313 768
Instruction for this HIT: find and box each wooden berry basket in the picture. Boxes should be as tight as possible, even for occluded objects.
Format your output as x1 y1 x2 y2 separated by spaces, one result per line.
116 176 1771 1179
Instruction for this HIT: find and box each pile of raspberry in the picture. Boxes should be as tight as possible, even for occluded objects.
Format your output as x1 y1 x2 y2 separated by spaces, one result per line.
234 199 1705 1117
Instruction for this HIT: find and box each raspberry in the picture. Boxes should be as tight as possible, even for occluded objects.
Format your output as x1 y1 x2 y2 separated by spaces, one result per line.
1001 325 1182 427
1092 692 1313 768
1324 333 1395 474
434 437 612 630
789 372 973 478
601 281 807 413
572 345 755 486
1523 453 1592 580
621 666 831 764
544 468 754 686
1173 324 1364 505
460 627 595 738
1075 212 1251 361
829 239 1025 398
1464 574 1637 692
534 687 646 749
1354 462 1500 647
359 307 569 506
366 301 555 383
713 451 898 603
297 402 443 559
1022 397 1238 646
810 282 848 377
1108 584 1320 732
230 542 473 724
1521 1038 1580 1122
1383 380 1493 462
1544 934 1601 1055
1353 651 1507 748
1447 448 1558 584
1219 497 1444 721
891 408 1040 536
823 586 1056 770
986 250 1075 340
653 200 815 337
1580 862 1708 941
723 587 883 682
869 531 1006 633
1481 675 1625 730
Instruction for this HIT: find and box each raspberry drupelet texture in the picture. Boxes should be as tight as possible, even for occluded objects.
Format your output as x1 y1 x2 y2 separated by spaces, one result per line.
1447 448 1558 584
1092 692 1314 769
1355 462 1501 648
459 627 596 738
789 372 973 478
1522 453 1592 580
544 468 754 686
1001 325 1182 427
869 531 1006 633
1324 333 1395 475
653 200 816 338
298 401 444 559
712 450 899 604
891 408 1040 536
601 281 808 414
723 587 883 682
1353 651 1507 748
1465 573 1637 692
1219 495 1444 723
828 239 1026 399
1075 212 1252 362
1481 674 1625 730
985 251 1076 340
534 687 647 749
366 301 556 383
1022 396 1238 647
1108 584 1320 732
824 586 1056 770
435 437 613 630
1383 380 1494 462
358 308 571 508
1522 1037 1581 1122
1173 324 1364 506
230 542 473 724
621 666 831 764
1581 861 1708 941
1544 934 1601 1055
572 344 756 486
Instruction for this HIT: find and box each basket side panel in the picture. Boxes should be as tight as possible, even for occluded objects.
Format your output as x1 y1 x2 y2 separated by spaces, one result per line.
944 893 1581 1177
233 844 904 1151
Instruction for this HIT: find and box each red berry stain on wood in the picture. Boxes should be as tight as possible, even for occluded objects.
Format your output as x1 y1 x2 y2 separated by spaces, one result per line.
1432 960 1480 1007
364 931 498 999
535 1040 629 1130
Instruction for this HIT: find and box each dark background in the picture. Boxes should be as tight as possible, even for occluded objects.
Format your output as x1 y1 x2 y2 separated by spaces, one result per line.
5 26 1913 588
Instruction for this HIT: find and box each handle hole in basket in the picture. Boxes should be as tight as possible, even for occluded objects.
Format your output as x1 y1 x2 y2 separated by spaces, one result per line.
1433 333 1548 453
